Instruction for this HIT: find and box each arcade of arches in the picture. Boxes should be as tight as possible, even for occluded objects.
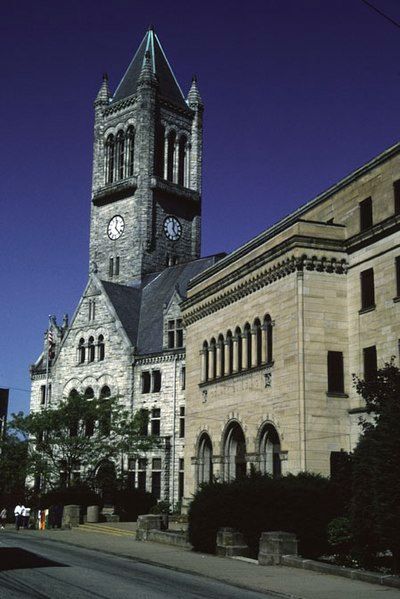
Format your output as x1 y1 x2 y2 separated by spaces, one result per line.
196 420 281 485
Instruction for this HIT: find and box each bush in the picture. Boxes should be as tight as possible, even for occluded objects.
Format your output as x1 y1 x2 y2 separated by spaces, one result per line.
189 472 339 558
39 483 102 510
113 488 156 521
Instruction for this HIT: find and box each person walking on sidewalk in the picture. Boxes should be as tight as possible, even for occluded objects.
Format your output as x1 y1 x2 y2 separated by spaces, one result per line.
22 506 31 529
0 508 6 529
14 504 23 530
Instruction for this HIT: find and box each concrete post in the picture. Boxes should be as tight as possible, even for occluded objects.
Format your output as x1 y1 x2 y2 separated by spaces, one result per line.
258 531 298 565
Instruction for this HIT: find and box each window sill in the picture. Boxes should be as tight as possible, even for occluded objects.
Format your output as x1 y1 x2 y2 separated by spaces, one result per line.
393 296 400 303
199 362 274 388
326 392 349 399
358 305 376 315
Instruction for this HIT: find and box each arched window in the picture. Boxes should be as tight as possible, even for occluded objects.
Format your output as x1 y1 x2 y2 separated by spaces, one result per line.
98 335 105 361
88 336 95 363
209 338 217 380
244 323 252 369
254 318 262 366
105 134 115 183
126 126 135 177
99 386 111 436
167 130 176 182
224 422 246 481
259 424 281 477
198 433 213 485
202 340 209 383
84 387 94 400
235 327 242 372
116 130 125 180
69 388 79 399
226 330 233 375
264 314 273 363
218 334 225 377
78 338 85 364
178 135 187 186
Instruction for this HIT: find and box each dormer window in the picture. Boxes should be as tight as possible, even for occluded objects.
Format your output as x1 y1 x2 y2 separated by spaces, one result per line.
168 319 183 349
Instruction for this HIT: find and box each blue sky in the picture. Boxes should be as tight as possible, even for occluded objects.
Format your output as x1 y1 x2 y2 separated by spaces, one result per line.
2 0 400 414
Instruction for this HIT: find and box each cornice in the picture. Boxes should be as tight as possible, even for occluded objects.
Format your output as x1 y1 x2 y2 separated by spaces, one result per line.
103 96 137 116
134 351 185 366
183 253 348 325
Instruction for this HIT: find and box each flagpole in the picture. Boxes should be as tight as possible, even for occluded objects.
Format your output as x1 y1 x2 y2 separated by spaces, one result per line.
45 315 51 406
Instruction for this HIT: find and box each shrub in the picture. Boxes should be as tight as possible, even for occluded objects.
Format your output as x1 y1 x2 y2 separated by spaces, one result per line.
113 488 156 521
189 472 338 558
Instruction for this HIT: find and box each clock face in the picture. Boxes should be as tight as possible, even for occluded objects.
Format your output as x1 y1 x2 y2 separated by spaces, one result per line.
107 215 125 240
163 216 182 241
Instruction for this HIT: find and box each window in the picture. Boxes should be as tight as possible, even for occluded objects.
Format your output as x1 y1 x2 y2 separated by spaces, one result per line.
115 257 120 276
178 136 187 186
178 458 184 500
181 366 186 390
155 124 165 178
360 268 375 310
359 197 373 231
85 415 95 437
88 300 96 322
138 458 147 491
152 458 162 499
244 323 251 369
167 319 184 349
254 319 262 366
226 331 233 375
142 372 151 393
116 130 124 180
396 257 400 298
394 180 400 215
209 338 217 379
84 387 94 400
363 345 377 382
151 408 161 436
167 130 176 182
265 315 273 363
179 407 185 438
152 370 161 392
99 386 110 399
139 409 149 436
127 458 136 487
78 338 85 364
105 134 115 184
98 335 105 361
40 385 46 406
109 258 114 277
327 351 344 394
127 126 135 177
99 386 111 436
88 337 95 362
218 334 225 376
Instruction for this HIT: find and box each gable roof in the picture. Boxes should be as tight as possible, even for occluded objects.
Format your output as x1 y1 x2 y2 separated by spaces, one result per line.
112 28 187 109
101 280 142 345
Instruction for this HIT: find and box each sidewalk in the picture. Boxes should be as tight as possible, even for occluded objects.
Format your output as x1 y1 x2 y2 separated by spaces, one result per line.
12 524 400 599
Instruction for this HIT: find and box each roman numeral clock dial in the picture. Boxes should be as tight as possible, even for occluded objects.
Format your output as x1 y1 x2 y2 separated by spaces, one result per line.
107 215 125 240
163 216 182 241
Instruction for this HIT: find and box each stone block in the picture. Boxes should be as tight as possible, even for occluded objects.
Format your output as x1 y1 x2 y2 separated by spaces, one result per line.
87 505 99 523
62 505 80 528
216 527 249 558
136 514 163 541
258 531 298 565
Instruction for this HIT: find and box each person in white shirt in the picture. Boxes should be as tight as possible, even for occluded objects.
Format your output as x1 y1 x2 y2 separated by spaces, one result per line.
22 506 31 529
14 504 23 530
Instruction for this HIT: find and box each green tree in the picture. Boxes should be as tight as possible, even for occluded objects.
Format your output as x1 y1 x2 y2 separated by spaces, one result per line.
352 359 400 572
10 394 157 491
0 425 29 501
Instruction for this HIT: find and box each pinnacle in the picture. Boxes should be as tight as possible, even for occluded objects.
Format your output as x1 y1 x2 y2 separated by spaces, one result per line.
138 49 158 86
95 72 111 105
187 75 203 107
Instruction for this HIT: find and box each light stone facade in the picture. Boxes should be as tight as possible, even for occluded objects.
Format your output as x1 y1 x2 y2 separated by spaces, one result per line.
182 143 400 500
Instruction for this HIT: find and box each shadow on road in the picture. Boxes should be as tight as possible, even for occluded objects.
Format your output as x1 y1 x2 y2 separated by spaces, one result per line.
0 548 68 571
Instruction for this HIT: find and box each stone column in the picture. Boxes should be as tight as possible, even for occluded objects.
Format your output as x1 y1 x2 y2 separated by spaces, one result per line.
200 349 207 383
232 336 239 373
216 342 222 378
251 328 258 368
242 334 248 370
208 346 215 380
261 324 267 363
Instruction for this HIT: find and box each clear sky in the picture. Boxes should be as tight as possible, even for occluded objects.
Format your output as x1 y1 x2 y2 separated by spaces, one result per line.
2 0 400 415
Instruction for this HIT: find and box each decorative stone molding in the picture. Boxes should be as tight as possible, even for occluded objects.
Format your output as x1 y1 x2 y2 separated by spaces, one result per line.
135 352 185 366
183 254 348 325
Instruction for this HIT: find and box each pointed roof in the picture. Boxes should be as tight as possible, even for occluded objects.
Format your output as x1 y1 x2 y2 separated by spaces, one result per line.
112 27 187 109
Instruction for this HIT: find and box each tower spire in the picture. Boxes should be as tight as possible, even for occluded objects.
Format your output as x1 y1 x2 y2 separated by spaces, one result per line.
187 75 203 108
138 50 158 87
94 73 111 106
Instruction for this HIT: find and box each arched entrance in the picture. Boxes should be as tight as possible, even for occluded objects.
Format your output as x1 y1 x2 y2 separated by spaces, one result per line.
224 422 247 481
197 433 213 485
259 424 281 477
95 460 116 506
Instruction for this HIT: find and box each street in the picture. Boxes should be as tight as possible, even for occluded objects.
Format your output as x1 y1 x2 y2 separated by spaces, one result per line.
0 532 275 599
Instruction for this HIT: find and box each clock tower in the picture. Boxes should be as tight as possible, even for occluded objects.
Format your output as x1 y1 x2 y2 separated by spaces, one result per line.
89 27 203 284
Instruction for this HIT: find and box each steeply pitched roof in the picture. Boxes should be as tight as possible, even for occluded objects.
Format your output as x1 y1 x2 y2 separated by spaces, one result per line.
100 256 222 354
112 28 187 109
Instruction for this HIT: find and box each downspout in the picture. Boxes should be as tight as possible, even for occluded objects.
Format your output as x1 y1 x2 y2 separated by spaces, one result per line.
171 355 177 507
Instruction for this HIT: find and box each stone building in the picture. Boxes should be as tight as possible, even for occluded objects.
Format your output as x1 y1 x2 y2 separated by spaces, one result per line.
182 142 400 499
30 27 221 505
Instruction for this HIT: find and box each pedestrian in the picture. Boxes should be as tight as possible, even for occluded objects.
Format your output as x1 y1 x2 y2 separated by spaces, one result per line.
0 508 6 529
14 504 23 530
22 506 31 529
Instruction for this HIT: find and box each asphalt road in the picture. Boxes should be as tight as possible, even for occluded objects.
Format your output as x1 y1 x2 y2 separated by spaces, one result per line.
0 532 276 599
